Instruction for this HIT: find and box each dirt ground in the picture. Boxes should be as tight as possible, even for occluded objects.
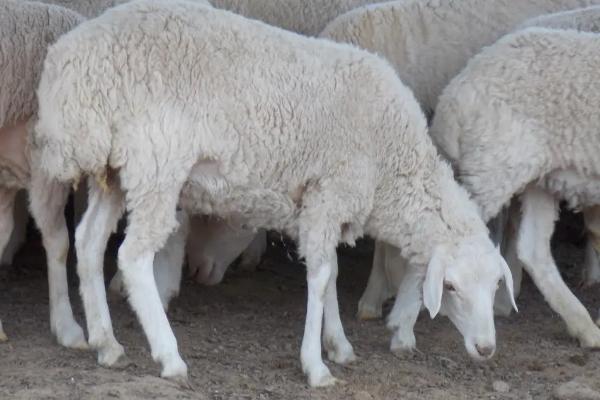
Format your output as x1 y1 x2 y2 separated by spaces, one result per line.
1 212 600 400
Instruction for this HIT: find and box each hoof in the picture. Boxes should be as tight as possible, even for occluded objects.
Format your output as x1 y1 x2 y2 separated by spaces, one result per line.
356 302 382 321
327 347 357 365
0 331 7 342
98 343 127 368
306 364 338 388
164 373 194 390
579 329 600 349
55 321 88 350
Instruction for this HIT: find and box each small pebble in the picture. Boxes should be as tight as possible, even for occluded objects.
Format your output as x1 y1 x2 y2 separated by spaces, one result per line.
554 380 600 400
354 390 374 400
492 380 510 393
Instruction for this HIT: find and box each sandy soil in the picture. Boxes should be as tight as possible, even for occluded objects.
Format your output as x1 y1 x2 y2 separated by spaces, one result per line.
0 213 599 400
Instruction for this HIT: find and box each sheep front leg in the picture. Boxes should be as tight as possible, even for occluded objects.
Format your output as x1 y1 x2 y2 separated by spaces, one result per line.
386 260 424 353
583 206 600 287
75 179 126 365
0 187 17 341
357 241 388 320
238 229 267 271
518 187 600 347
29 172 87 349
118 193 188 385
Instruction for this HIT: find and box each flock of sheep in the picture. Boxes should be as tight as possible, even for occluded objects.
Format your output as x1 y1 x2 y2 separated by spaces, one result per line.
1 0 600 390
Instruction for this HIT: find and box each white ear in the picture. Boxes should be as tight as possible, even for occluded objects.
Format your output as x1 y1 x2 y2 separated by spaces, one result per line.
499 253 518 312
423 245 446 319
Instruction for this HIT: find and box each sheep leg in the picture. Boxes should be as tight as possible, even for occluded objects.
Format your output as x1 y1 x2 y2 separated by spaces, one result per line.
494 200 523 316
153 210 189 311
108 209 189 311
298 189 353 387
1 190 28 266
322 252 356 365
582 206 600 287
357 241 388 320
387 260 424 353
75 178 126 365
29 171 87 349
518 187 600 347
0 187 17 341
238 229 267 271
118 191 188 385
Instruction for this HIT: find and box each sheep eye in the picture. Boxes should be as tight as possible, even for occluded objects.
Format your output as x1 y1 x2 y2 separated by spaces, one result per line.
444 282 455 292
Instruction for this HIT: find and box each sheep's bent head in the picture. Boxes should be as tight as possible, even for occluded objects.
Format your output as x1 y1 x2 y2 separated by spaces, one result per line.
423 234 517 361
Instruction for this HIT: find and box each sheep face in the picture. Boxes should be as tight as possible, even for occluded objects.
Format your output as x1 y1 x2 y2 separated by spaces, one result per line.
423 234 517 361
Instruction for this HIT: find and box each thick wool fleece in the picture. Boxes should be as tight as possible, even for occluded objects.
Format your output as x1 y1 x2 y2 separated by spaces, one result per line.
212 0 387 36
0 0 83 188
34 0 486 266
520 5 600 31
430 28 600 221
320 0 600 116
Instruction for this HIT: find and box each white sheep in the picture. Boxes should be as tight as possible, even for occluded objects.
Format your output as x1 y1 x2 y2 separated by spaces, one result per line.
319 0 600 325
0 0 86 347
430 27 600 347
37 0 388 288
34 0 516 387
518 6 600 288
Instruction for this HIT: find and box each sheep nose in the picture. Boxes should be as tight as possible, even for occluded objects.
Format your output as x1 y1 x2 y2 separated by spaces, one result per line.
475 344 495 358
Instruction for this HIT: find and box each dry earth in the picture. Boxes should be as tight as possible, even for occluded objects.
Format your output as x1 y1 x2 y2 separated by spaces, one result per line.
0 210 599 399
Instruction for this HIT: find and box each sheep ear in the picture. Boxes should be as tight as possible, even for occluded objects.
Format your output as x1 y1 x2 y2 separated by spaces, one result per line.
423 245 446 319
499 254 518 312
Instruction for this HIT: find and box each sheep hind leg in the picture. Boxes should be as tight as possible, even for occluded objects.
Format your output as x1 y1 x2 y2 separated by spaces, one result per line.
323 253 356 365
153 210 189 311
387 258 424 354
75 178 126 365
518 187 600 347
0 187 17 341
298 188 356 387
118 187 188 386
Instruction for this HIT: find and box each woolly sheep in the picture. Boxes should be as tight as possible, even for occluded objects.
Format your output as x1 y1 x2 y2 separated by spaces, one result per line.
320 0 600 331
430 27 600 347
34 0 516 386
519 5 600 288
0 0 87 347
38 0 389 288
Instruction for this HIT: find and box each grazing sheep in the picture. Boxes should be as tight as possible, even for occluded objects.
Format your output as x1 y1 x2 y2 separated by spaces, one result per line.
34 0 516 386
430 27 600 347
0 0 86 346
320 0 600 324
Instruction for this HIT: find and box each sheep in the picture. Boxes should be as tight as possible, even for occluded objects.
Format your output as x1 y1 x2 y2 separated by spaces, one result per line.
33 0 517 386
0 0 86 346
185 216 265 285
519 4 600 31
36 0 389 288
518 6 600 288
430 27 600 347
319 0 600 325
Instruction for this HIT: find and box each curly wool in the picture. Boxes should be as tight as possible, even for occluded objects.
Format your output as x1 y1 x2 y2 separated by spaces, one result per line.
430 28 600 221
34 0 486 265
519 5 600 31
320 0 600 116
0 0 83 129
0 0 83 188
